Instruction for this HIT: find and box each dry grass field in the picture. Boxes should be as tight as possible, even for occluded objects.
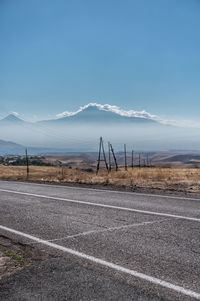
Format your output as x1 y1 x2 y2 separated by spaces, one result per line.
1 164 200 194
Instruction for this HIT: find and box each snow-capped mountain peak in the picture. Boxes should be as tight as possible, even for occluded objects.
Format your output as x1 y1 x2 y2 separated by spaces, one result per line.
0 114 24 123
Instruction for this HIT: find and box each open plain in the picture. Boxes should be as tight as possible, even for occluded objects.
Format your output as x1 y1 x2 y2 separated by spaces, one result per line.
1 165 200 194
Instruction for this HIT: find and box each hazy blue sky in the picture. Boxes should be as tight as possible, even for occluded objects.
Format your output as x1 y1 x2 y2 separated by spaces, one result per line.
0 0 200 121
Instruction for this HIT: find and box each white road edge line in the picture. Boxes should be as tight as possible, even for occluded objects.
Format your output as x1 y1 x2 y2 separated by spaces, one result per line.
0 188 200 222
0 224 200 300
1 179 200 202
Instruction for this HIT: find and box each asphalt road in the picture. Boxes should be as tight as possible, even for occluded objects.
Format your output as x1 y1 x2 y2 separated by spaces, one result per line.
0 180 200 301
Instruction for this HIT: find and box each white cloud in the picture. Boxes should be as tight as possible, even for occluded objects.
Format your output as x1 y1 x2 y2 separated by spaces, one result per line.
56 103 161 121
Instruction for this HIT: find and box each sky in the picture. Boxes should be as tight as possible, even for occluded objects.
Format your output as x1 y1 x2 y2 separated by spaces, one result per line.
0 0 200 122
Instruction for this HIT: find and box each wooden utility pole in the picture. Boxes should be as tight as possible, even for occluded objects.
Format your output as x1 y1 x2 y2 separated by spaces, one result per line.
108 142 111 172
96 137 108 174
25 148 29 179
96 138 102 174
124 144 127 171
102 138 108 171
146 154 149 167
139 153 141 167
110 144 118 171
131 150 134 169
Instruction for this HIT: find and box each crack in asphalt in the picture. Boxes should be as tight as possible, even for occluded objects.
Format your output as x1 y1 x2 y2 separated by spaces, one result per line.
31 219 165 244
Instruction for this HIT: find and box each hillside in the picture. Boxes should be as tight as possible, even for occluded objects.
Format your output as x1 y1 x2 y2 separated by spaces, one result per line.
161 154 200 164
0 139 25 155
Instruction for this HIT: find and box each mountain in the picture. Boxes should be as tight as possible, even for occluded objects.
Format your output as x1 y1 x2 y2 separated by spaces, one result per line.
0 104 162 125
1 104 200 151
0 114 26 125
39 103 159 125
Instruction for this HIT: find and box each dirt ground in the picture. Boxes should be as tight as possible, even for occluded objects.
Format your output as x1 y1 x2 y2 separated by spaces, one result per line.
0 234 52 280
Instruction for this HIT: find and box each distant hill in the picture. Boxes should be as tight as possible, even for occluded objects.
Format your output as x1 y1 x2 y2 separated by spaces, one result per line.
0 139 26 155
162 154 200 164
0 139 73 156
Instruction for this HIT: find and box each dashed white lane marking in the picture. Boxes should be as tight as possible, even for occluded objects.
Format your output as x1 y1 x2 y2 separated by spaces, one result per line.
0 224 200 300
0 188 200 222
1 179 200 201
32 219 164 244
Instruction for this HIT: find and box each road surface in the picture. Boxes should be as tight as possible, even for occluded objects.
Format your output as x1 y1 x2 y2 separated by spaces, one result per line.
0 180 200 300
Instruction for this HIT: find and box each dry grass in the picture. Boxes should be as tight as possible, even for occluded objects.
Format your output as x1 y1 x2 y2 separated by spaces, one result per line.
1 165 200 193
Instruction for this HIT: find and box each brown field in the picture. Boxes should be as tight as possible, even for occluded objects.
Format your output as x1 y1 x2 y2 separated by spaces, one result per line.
1 164 200 194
